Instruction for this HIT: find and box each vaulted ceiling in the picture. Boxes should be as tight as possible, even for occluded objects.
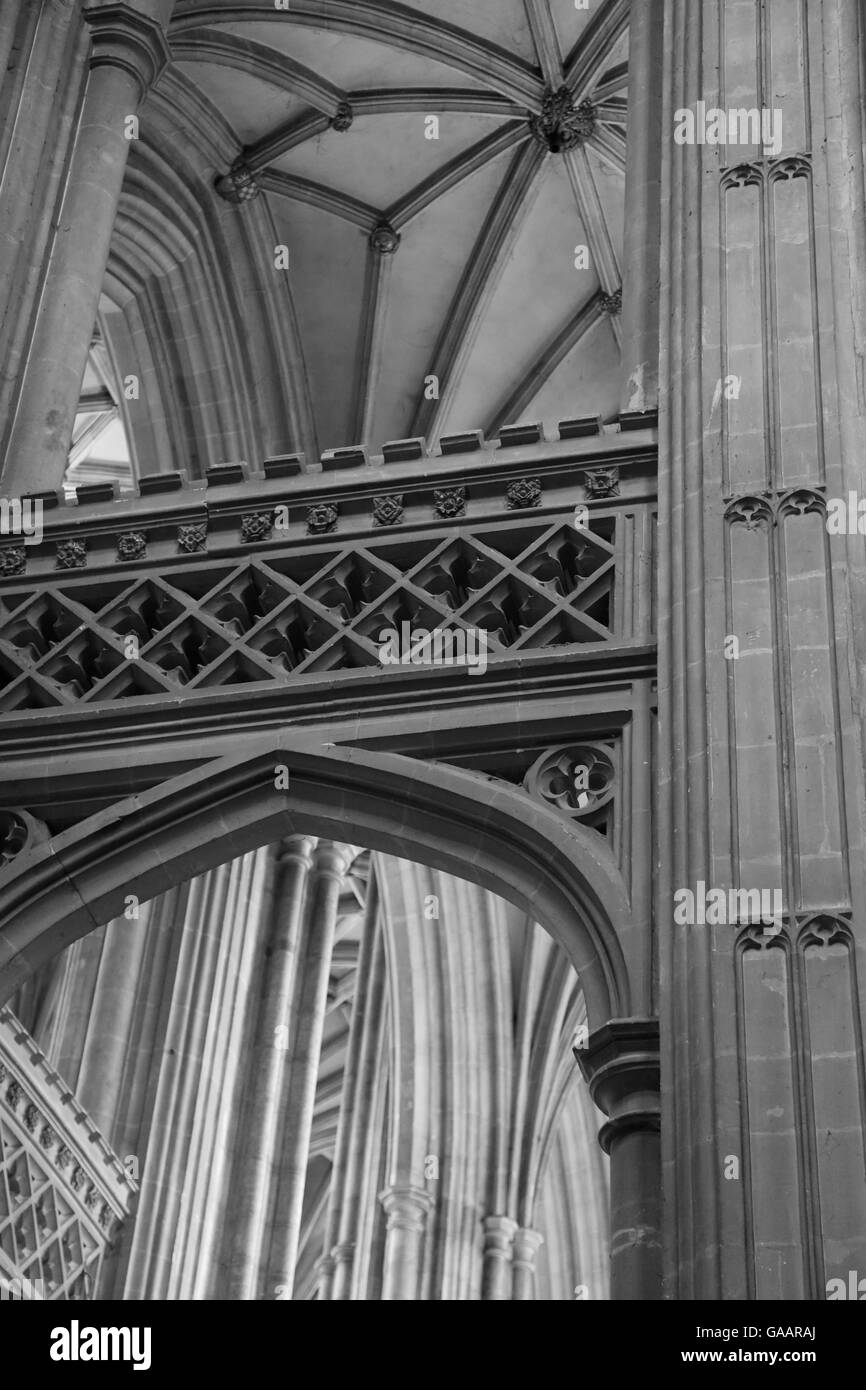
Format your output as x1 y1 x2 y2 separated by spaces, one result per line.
77 0 630 481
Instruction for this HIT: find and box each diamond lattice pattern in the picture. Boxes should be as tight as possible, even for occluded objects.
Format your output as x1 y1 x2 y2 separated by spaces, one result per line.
0 1118 104 1299
0 517 615 710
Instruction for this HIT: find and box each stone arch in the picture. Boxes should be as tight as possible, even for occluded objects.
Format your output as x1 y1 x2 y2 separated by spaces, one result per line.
99 75 318 478
0 738 634 1032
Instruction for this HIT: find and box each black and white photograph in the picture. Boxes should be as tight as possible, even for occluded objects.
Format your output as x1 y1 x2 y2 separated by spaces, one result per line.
0 0 864 1359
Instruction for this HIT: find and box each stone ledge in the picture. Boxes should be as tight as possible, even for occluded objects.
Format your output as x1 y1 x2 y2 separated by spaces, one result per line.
2 414 657 516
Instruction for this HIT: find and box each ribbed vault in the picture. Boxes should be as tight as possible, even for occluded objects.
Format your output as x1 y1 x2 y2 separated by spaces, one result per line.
74 0 630 482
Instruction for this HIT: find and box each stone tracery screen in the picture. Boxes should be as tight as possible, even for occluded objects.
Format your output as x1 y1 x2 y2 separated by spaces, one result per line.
0 508 632 713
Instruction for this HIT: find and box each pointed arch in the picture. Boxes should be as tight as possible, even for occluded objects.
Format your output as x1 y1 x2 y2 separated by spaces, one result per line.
0 739 634 1032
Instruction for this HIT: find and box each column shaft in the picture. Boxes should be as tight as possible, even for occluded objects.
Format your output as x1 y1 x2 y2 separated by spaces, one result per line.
265 843 349 1299
511 1227 544 1301
331 923 388 1300
227 837 315 1300
481 1215 517 1300
379 1185 433 1300
319 873 381 1300
2 3 168 494
575 1019 662 1300
120 855 265 1300
618 0 664 411
606 1126 662 1301
0 3 87 462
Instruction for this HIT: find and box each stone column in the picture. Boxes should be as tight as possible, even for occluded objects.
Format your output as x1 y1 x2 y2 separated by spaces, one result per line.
265 843 351 1300
481 1215 517 1300
617 0 664 411
227 837 316 1300
318 874 381 1300
575 1019 661 1301
618 0 663 412
325 1241 355 1301
0 2 85 463
656 0 866 1302
379 1184 433 1300
0 0 25 89
2 2 169 496
330 923 388 1300
511 1227 544 1301
65 911 152 1140
116 851 268 1300
314 1253 335 1301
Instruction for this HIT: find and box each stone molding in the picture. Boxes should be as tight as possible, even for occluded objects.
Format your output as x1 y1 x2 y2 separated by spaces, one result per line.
0 810 50 866
481 1214 519 1255
379 1184 434 1233
574 1017 661 1153
84 3 170 102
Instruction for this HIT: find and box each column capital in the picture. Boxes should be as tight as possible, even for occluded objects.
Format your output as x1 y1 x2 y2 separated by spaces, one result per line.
573 1017 660 1154
482 1215 518 1245
510 1226 543 1300
84 4 170 102
312 842 354 883
378 1184 433 1233
512 1227 544 1263
481 1215 518 1266
275 835 317 870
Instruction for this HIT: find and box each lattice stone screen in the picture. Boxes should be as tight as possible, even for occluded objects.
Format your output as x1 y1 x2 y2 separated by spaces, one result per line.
0 1009 135 1299
0 514 617 710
